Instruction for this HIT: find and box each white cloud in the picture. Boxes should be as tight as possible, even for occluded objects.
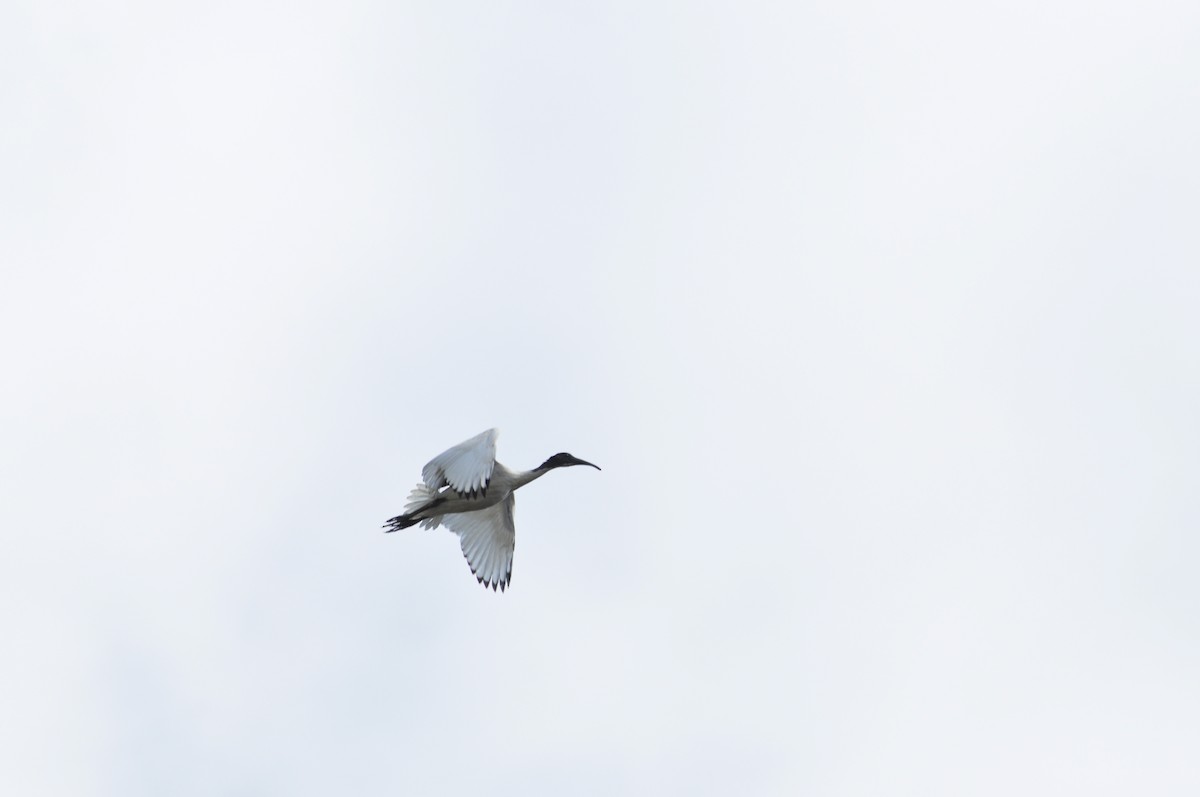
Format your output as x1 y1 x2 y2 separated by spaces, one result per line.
2 0 1199 794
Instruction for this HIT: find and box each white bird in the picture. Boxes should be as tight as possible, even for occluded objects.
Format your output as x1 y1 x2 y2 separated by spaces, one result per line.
383 428 600 591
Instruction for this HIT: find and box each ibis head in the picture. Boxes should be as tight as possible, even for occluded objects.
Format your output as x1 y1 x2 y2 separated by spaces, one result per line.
537 452 601 472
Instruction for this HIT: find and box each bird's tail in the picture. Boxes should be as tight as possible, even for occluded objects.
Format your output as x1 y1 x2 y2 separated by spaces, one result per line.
383 484 445 533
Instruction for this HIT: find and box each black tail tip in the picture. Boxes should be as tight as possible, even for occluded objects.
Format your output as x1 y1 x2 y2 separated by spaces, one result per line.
383 514 418 532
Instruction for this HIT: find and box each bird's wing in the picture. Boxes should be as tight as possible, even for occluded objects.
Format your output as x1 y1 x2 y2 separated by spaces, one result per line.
422 428 498 494
441 494 515 592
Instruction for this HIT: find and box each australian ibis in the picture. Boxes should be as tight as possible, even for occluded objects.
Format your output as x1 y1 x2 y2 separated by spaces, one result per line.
383 428 600 591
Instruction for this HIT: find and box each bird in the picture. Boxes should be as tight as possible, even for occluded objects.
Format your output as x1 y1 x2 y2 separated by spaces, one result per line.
383 428 600 591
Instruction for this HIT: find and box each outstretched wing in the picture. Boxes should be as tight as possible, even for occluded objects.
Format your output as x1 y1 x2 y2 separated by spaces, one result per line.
422 428 498 495
441 494 515 592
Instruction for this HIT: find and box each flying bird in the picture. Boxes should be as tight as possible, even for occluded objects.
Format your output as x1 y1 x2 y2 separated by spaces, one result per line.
383 428 600 591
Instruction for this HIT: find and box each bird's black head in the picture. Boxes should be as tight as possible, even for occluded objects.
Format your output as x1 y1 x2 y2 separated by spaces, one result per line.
537 452 601 471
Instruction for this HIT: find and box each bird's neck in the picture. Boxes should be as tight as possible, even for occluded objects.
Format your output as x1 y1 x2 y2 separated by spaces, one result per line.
511 467 551 490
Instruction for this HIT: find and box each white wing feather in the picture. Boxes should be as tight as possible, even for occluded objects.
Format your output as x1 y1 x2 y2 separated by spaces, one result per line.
422 428 499 494
441 494 515 591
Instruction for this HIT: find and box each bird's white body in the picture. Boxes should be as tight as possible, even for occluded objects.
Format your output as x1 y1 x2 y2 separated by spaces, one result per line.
384 428 599 591
409 462 538 516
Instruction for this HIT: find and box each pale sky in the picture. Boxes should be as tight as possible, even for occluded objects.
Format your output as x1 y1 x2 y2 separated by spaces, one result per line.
3 1 1199 795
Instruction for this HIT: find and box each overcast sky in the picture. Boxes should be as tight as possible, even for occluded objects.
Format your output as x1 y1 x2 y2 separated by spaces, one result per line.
3 1 1199 794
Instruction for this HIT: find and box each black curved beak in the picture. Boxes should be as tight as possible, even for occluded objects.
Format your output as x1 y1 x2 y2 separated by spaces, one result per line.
569 456 601 471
